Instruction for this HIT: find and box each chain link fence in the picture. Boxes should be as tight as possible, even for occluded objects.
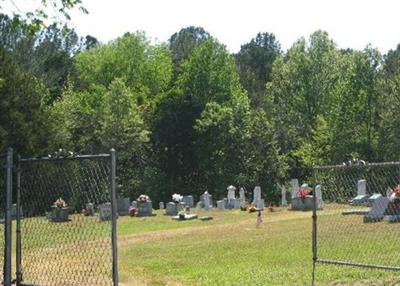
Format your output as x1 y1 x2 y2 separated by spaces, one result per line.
313 162 400 276
0 152 5 284
17 152 117 286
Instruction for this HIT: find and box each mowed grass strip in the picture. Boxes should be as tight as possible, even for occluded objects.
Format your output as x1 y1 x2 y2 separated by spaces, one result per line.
118 209 400 286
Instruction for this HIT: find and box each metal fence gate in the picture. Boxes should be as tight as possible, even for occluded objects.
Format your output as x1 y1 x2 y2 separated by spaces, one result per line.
312 162 400 282
2 148 118 286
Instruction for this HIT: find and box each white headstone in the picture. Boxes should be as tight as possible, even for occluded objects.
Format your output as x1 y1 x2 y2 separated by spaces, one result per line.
227 190 235 200
239 188 245 204
279 184 287 206
290 179 299 198
203 191 210 210
253 186 261 204
358 179 367 196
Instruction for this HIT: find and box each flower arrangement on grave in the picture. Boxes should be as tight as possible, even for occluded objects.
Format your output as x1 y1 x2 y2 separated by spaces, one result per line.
137 194 151 203
248 205 257 213
50 198 69 222
388 185 400 207
172 193 183 203
178 210 185 220
53 198 68 208
297 185 311 200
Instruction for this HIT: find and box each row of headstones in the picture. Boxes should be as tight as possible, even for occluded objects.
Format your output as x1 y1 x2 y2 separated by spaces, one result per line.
279 179 324 210
216 186 265 210
343 179 400 223
162 196 194 216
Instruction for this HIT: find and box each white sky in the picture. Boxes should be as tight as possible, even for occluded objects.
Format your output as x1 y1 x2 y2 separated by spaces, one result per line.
3 0 400 53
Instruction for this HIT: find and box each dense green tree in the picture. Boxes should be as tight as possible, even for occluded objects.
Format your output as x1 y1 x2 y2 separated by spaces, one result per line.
235 32 281 107
0 46 49 155
168 26 210 75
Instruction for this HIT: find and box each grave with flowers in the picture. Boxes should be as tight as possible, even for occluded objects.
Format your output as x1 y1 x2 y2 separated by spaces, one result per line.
136 194 153 217
291 183 322 211
49 198 70 222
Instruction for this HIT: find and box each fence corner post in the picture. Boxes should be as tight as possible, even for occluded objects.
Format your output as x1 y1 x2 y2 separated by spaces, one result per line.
110 148 118 286
4 147 13 286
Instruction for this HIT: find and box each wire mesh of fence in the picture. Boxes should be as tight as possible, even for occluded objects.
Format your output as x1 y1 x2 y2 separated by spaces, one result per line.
18 154 115 286
313 162 400 271
0 153 5 284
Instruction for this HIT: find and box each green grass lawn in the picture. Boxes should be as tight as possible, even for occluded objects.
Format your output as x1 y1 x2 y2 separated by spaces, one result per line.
117 207 400 286
2 206 400 285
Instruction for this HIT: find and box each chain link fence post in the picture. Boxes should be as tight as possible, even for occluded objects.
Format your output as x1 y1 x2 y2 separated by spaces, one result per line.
3 147 13 286
16 156 22 286
111 149 119 286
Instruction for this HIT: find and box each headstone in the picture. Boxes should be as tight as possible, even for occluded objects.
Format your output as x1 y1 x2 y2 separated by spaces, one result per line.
368 193 383 207
200 192 212 209
358 179 367 196
252 186 261 205
86 203 94 216
315 185 324 209
233 198 241 209
227 185 236 200
364 197 390 223
178 202 186 211
137 201 153 217
239 188 246 204
256 199 265 210
290 179 299 198
131 201 137 208
217 200 225 210
166 202 178 216
159 202 165 209
99 203 112 221
203 192 210 210
196 201 203 209
117 197 130 216
227 198 235 209
279 184 287 206
349 179 369 205
182 195 194 207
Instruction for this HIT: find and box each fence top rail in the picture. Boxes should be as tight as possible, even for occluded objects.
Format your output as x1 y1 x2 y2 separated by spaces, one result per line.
19 153 111 163
313 161 400 170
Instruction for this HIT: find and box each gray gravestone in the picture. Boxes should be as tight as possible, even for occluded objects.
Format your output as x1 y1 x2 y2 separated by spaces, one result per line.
279 184 287 206
234 198 241 209
99 203 112 221
86 203 95 216
166 202 178 216
358 180 366 195
217 200 225 210
137 201 152 217
364 197 390 222
252 186 261 205
117 197 130 216
256 199 265 210
203 192 210 210
227 185 236 200
290 179 299 198
159 202 165 209
182 195 194 207
239 188 246 204
131 201 137 208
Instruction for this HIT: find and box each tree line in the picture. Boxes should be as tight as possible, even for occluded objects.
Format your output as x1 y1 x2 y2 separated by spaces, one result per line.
1 15 400 203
